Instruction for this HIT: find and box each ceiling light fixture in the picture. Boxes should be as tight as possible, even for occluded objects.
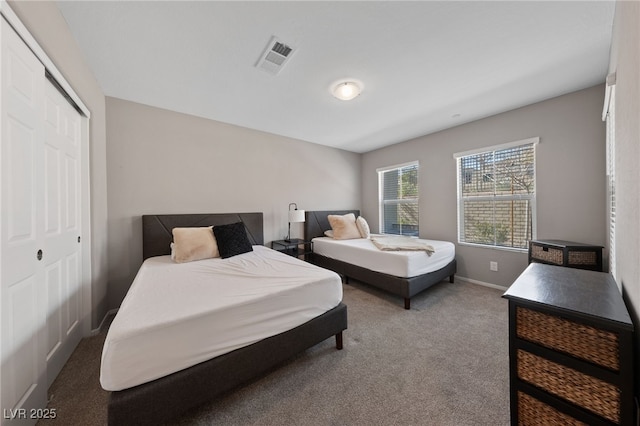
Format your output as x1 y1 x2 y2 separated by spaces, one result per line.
331 80 363 101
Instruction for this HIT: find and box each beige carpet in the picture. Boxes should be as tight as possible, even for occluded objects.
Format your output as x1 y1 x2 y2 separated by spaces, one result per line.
38 279 510 426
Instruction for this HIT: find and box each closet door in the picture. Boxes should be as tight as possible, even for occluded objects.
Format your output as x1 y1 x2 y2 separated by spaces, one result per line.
43 80 83 387
0 17 47 422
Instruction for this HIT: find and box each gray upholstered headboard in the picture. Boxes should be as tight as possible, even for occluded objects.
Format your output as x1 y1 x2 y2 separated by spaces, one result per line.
142 213 263 260
304 210 360 240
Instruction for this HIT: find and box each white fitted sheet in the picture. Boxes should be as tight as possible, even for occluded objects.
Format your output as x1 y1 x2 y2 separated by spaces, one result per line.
312 236 455 278
100 245 342 391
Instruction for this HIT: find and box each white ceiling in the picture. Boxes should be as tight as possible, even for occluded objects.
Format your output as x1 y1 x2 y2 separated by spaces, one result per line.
56 1 615 153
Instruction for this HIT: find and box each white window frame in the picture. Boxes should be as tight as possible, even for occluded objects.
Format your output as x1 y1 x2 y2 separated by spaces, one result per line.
454 138 539 251
377 161 419 236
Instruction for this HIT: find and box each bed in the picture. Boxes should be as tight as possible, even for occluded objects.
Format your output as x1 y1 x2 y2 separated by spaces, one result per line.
104 213 347 425
305 210 456 309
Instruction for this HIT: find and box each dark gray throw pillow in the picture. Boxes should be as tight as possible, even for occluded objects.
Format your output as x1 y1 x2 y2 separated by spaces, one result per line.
213 222 253 259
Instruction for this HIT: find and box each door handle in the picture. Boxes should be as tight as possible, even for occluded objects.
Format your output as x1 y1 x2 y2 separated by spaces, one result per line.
37 249 43 261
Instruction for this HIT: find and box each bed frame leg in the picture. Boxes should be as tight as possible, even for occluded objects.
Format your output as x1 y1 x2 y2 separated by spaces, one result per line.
404 298 411 310
335 332 343 350
449 274 455 283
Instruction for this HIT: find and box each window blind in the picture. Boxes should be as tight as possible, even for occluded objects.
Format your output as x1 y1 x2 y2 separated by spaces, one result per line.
605 86 616 280
378 162 419 236
456 139 537 249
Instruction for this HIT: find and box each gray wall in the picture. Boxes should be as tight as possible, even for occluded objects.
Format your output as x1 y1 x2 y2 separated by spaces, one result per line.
106 97 361 308
608 0 640 397
362 85 606 288
9 1 109 329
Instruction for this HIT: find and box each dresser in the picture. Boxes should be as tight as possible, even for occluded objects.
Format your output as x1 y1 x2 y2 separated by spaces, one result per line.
503 263 634 425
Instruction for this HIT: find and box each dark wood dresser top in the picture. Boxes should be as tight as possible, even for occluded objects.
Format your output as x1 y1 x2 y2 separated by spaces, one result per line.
503 263 633 330
531 239 603 248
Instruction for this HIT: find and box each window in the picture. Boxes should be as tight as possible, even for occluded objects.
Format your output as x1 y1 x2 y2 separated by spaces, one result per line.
455 138 538 250
378 161 419 236
603 75 616 280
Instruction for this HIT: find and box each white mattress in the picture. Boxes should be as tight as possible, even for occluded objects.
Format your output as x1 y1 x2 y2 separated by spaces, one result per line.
100 245 342 391
312 236 455 278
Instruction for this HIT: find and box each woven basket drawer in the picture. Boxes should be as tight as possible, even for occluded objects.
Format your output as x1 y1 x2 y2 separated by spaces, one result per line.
530 244 563 265
518 391 587 426
517 350 621 423
516 307 619 371
567 251 598 267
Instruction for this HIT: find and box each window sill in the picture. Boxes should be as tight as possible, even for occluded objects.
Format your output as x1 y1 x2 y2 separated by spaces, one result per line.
457 241 528 254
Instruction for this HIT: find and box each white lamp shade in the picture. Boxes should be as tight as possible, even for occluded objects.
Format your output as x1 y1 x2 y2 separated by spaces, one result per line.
288 209 305 223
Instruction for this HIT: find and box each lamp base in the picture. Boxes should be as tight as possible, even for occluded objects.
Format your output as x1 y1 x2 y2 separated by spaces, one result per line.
285 222 291 243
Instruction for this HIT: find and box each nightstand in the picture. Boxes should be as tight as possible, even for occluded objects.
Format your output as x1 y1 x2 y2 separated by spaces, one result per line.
271 238 313 261
529 239 603 272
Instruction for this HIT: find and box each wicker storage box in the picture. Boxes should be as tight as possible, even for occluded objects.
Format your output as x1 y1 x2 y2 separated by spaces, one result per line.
517 392 587 426
516 307 619 370
529 240 603 271
517 350 621 423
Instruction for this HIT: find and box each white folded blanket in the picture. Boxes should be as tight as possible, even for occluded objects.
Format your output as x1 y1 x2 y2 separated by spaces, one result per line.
370 236 435 255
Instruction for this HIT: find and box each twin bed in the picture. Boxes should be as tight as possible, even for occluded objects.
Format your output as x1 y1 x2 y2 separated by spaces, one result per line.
102 210 456 424
305 210 457 310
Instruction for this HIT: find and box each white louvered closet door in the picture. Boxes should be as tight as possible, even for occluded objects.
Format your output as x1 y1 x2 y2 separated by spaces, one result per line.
1 16 84 424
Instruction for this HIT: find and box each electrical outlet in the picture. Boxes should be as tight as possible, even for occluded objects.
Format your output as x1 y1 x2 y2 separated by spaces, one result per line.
490 261 498 272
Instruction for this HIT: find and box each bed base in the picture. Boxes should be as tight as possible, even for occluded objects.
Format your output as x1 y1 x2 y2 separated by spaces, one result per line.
311 253 456 309
108 302 347 425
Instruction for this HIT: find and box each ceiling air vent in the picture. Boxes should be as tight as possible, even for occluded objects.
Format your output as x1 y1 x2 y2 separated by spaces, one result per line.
256 36 295 75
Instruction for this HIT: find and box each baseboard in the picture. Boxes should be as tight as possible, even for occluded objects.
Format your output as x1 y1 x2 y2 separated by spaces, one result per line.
90 308 118 336
456 276 508 291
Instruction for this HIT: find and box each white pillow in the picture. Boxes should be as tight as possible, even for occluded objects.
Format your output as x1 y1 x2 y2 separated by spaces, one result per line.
356 216 370 238
171 226 219 263
324 230 334 238
327 213 361 240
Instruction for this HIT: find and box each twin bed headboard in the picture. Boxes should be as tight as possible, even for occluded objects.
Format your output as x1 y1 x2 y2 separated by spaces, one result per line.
142 213 264 260
304 210 360 240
